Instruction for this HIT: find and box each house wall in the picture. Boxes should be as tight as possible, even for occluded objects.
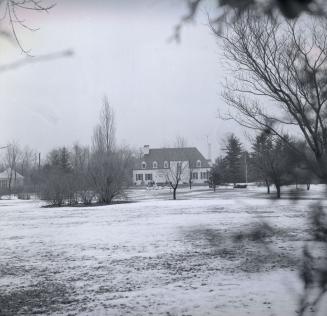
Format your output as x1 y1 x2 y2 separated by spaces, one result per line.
133 161 210 186
189 168 211 184
0 179 9 189
0 177 24 189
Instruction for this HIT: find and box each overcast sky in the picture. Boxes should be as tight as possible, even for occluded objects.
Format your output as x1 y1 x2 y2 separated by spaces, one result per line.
0 0 244 159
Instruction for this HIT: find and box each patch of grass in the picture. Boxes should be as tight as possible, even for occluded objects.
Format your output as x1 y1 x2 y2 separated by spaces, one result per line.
182 225 301 273
0 281 77 315
42 200 135 208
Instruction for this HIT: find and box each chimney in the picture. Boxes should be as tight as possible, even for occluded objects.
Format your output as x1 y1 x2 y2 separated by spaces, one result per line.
143 145 150 156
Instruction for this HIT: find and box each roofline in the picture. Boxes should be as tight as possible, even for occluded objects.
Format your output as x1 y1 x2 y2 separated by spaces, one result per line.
148 147 198 150
132 167 211 171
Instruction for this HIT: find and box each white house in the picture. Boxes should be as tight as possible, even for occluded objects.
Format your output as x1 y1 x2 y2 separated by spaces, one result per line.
133 145 211 186
0 168 24 190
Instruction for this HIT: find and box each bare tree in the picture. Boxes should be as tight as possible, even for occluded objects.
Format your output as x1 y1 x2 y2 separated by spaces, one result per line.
174 136 195 189
38 97 130 206
118 145 136 187
90 98 129 204
250 135 272 194
89 151 121 204
14 146 37 198
92 96 115 153
215 13 327 182
174 136 188 148
70 143 94 205
3 142 21 195
164 160 189 200
18 146 36 176
251 133 295 198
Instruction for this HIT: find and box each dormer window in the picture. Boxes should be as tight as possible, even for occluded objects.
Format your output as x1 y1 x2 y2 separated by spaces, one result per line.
196 160 201 168
153 161 158 169
142 161 147 169
164 161 169 168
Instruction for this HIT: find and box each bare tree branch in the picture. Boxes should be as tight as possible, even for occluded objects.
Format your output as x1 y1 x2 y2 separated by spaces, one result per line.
0 49 73 73
215 13 327 180
0 0 56 54
172 0 327 42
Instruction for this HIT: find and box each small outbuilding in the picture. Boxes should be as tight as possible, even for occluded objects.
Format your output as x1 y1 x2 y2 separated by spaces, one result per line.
0 168 24 190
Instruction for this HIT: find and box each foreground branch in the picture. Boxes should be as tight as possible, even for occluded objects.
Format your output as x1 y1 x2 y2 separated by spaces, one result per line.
0 49 73 73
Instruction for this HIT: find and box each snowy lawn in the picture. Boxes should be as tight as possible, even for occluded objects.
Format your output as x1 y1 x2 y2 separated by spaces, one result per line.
0 186 326 315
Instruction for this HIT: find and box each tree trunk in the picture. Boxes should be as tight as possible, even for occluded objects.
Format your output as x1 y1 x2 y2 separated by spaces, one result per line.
275 184 281 199
189 180 192 190
265 179 270 194
213 185 216 192
173 188 177 200
307 183 311 190
316 155 327 184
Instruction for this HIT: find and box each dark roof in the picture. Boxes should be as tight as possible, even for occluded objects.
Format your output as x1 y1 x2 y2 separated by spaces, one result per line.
134 147 210 170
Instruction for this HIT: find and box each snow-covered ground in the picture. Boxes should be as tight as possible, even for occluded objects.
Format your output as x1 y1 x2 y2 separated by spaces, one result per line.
0 186 326 315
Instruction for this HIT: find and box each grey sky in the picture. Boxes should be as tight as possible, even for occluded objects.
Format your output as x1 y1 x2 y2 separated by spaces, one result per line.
0 0 242 158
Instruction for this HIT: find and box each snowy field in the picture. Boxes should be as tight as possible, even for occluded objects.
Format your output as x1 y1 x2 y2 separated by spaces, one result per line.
0 186 326 315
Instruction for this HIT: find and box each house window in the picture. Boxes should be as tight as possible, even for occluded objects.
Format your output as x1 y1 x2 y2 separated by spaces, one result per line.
142 162 147 169
164 161 169 168
136 174 143 181
192 172 198 180
153 161 158 169
201 172 208 179
145 174 153 181
0 180 7 188
196 160 201 168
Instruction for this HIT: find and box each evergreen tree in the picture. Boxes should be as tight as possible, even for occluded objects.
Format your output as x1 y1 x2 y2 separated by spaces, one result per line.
251 133 295 198
41 147 75 206
48 149 61 167
59 147 71 172
209 156 225 191
223 134 243 185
